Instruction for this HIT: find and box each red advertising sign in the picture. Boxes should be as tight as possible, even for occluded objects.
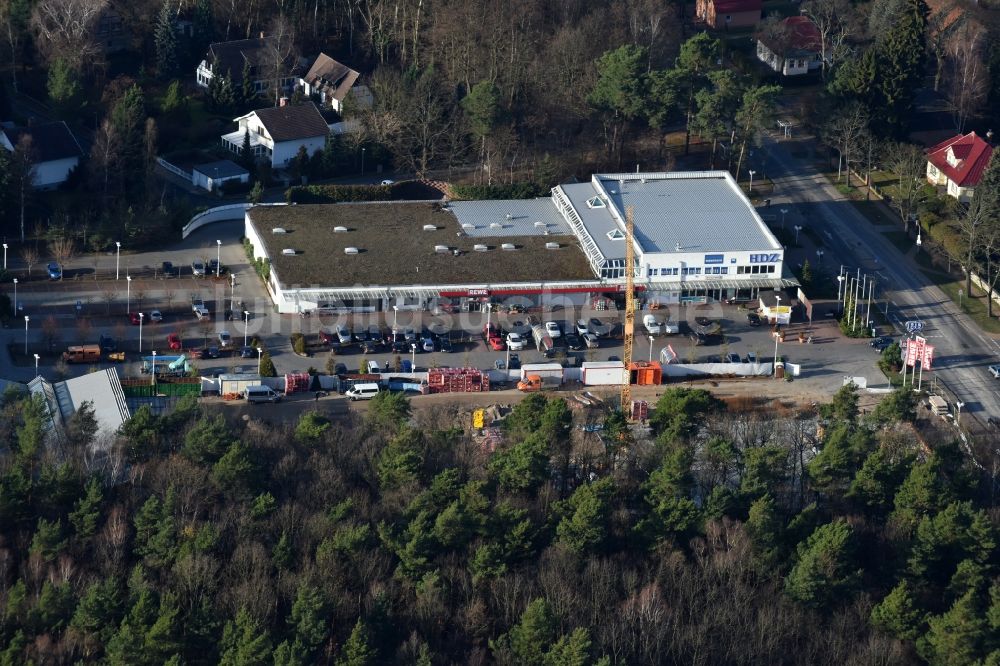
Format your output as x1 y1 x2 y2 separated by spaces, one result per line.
905 337 922 367
921 344 934 370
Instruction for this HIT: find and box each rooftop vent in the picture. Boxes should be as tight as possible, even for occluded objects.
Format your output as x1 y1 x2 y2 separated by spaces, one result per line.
489 222 502 229
461 223 475 230
434 245 449 253
423 225 437 231
344 247 359 255
474 244 489 252
533 221 546 228
334 226 348 233
501 243 516 251
545 242 560 250
272 227 287 234
281 248 297 256
505 213 513 220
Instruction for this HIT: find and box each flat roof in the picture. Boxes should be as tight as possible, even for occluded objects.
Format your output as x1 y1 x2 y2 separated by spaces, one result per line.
560 172 782 260
194 160 249 179
448 198 571 237
248 203 593 287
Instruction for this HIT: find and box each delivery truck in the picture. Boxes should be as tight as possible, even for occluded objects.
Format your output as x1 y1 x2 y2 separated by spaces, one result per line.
519 363 563 385
62 345 101 363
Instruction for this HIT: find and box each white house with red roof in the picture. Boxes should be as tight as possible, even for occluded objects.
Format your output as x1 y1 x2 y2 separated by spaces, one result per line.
925 131 993 202
756 16 822 76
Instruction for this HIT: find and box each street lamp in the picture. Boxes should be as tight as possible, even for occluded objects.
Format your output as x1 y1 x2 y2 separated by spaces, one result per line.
115 241 121 280
915 223 922 247
410 344 416 371
815 249 824 266
361 147 366 175
773 296 781 376
836 274 845 313
24 315 29 355
230 273 236 308
244 311 250 347
33 353 39 377
151 350 156 386
2 243 7 270
793 224 802 244
215 240 221 277
138 312 144 353
648 335 655 362
257 347 262 374
12 278 17 314
956 401 964 426
392 304 399 329
780 208 789 229
748 169 756 194
126 275 132 314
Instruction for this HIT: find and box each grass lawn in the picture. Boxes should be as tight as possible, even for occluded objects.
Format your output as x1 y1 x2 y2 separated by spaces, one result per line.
920 270 1000 334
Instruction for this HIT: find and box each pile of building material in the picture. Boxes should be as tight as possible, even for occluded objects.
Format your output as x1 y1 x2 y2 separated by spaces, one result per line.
285 372 311 394
428 368 490 393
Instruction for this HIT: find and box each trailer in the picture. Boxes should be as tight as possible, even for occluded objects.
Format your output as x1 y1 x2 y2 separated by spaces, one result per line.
219 373 263 398
581 360 625 386
531 325 554 353
520 363 564 385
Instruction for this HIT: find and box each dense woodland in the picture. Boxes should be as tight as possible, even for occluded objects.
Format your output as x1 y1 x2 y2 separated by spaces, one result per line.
0 384 997 664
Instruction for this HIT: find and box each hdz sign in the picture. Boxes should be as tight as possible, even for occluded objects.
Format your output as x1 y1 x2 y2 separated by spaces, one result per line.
749 253 780 263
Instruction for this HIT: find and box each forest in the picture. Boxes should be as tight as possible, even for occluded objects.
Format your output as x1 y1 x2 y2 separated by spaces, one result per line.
0 383 997 664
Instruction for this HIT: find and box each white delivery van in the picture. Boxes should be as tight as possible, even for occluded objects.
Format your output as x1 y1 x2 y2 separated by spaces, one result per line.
346 383 380 401
245 385 282 403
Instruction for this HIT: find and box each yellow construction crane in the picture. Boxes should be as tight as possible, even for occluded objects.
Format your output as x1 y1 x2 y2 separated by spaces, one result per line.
621 206 635 415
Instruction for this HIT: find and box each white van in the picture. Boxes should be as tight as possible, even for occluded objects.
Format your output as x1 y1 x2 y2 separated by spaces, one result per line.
245 385 282 403
365 360 382 374
346 383 380 401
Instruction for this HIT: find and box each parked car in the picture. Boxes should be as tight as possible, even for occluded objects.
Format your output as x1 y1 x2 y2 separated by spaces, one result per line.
746 313 761 327
564 333 583 351
319 329 337 345
161 261 174 277
589 318 611 336
438 336 453 353
391 337 409 353
871 336 894 352
239 346 254 358
47 262 62 280
100 335 118 353
207 259 223 275
148 309 163 323
745 352 758 364
354 327 369 342
203 346 220 359
336 324 352 345
167 333 182 351
726 352 741 363
421 334 435 352
990 364 1000 379
218 330 232 347
506 332 527 351
361 340 380 354
191 260 206 276
129 312 142 325
545 321 562 338
575 320 589 336
643 314 662 335
403 327 417 343
334 362 348 375
583 333 600 349
508 353 521 370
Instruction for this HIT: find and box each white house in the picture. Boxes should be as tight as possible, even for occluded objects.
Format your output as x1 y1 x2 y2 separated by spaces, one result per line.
196 36 302 96
756 16 823 77
221 102 329 169
925 131 994 202
298 53 372 113
0 121 83 188
192 159 250 192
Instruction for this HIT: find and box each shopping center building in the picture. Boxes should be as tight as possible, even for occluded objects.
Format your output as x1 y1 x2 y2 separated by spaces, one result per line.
244 170 797 314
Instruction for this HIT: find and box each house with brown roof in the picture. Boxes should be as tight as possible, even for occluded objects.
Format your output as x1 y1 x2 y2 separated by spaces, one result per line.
298 53 372 113
221 101 330 169
925 131 994 202
696 0 761 30
756 16 823 76
196 36 303 97
0 121 83 188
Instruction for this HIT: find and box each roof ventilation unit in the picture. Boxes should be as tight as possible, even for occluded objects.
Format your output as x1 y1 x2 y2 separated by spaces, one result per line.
501 243 516 251
545 242 560 250
474 244 489 252
344 247 359 255
434 245 449 253
423 225 437 231
505 213 513 220
281 248 297 256
334 226 348 233
533 221 546 228
272 227 287 234
489 222 502 229
461 223 475 230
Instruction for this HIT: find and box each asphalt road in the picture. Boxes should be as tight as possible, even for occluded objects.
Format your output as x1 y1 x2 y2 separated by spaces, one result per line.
765 135 1000 423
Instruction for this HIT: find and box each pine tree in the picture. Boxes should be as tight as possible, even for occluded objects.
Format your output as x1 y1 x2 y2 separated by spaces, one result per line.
784 520 861 607
870 580 923 640
69 476 103 540
556 478 614 554
220 608 272 666
191 0 214 57
47 58 81 117
154 1 179 79
239 128 256 173
337 619 376 666
491 598 557 666
259 350 277 377
918 589 988 665
288 582 328 659
241 58 255 106
872 0 927 136
545 627 594 666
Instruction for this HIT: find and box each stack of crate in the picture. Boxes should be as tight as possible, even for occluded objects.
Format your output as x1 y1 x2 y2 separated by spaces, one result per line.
428 368 490 393
285 373 311 394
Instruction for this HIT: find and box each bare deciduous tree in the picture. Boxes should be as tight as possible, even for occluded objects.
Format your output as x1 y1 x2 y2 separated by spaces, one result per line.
883 142 927 231
824 102 869 183
941 21 989 132
30 0 108 69
802 0 857 76
21 247 39 278
48 236 76 278
10 135 36 243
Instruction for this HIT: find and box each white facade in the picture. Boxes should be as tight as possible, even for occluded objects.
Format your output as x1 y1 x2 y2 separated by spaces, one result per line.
221 110 327 169
191 169 249 192
926 159 976 202
756 41 819 76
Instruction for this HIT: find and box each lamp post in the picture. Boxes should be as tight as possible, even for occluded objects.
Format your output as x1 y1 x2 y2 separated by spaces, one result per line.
12 278 17 314
230 273 236 309
24 315 29 355
410 344 416 372
780 208 789 229
115 241 121 280
151 350 156 386
773 296 781 376
215 240 221 277
244 311 250 347
956 401 964 426
138 312 144 353
648 335 655 362
815 248 824 266
126 275 132 314
33 353 39 377
748 169 756 194
836 274 845 314
2 243 7 270
392 305 399 329
915 223 922 248
361 147 366 175
793 224 802 244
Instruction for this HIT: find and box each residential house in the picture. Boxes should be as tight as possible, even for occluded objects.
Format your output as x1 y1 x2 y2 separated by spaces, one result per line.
756 16 823 77
696 0 762 30
196 35 302 96
221 101 329 169
298 53 373 113
0 121 83 188
192 160 250 192
925 131 994 202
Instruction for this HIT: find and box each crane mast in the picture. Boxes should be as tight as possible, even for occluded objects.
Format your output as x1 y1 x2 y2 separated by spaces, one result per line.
621 206 635 414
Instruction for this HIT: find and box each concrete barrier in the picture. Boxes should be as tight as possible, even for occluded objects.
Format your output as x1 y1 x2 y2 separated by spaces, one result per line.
662 363 774 377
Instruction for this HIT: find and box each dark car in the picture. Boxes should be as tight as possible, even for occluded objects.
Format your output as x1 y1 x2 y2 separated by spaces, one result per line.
439 336 453 353
391 338 408 353
207 259 224 275
318 329 337 346
988 416 1000 429
203 346 220 359
564 333 583 351
508 353 521 370
695 316 712 327
161 261 174 277
361 340 380 354
334 362 348 375
354 327 369 343
746 313 761 327
100 335 117 353
239 346 255 358
871 336 893 352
